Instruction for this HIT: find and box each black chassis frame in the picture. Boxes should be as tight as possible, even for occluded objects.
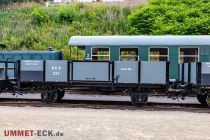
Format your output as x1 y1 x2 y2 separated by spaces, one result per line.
4 60 170 95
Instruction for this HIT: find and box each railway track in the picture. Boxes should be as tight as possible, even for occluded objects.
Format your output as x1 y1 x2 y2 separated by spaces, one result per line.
0 98 209 113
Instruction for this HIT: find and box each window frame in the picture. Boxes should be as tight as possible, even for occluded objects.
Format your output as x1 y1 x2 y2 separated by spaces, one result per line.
91 46 110 61
149 47 169 62
119 47 139 61
178 47 199 64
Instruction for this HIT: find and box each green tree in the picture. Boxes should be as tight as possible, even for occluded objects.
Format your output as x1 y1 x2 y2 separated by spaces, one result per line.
128 0 210 35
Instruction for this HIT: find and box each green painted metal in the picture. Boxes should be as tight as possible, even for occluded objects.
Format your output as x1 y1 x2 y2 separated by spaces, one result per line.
110 47 119 61
169 47 178 79
200 46 210 62
85 47 91 59
140 46 148 61
0 51 63 61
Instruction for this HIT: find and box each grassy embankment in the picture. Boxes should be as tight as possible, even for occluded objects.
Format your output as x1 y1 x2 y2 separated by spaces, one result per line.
0 3 131 59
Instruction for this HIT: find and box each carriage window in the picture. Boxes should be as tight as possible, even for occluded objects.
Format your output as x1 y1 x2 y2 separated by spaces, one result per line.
179 48 198 63
120 48 138 61
92 48 110 61
69 46 85 60
149 48 168 61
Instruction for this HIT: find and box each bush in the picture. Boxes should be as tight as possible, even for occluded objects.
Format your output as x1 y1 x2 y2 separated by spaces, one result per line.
57 6 79 24
128 0 210 35
31 8 49 25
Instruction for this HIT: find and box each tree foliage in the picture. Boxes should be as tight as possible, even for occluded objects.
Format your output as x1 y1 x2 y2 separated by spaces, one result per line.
128 0 210 35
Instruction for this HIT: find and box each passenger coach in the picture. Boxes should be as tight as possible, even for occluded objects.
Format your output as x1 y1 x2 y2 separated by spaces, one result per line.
69 35 210 80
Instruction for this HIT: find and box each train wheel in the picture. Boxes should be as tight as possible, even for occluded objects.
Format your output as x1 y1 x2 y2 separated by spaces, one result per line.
52 91 58 103
197 94 203 104
131 94 137 106
130 92 148 106
206 95 210 107
144 94 148 103
41 91 58 103
57 89 65 102
41 92 50 103
197 94 208 107
41 92 47 101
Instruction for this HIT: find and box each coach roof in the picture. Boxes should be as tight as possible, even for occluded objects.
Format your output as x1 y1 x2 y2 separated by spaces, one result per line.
69 35 210 46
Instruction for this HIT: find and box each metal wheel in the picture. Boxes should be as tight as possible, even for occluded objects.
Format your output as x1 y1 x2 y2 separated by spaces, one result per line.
131 94 139 106
57 89 65 101
206 95 210 107
52 91 58 103
41 92 50 103
41 90 58 103
144 94 148 103
130 92 148 106
197 94 208 107
197 94 204 104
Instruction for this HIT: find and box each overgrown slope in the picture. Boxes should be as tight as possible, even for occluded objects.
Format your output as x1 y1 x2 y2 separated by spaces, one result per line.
0 3 131 52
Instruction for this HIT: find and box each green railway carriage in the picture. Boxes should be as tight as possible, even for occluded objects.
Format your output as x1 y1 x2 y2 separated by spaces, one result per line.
69 35 210 80
0 51 63 61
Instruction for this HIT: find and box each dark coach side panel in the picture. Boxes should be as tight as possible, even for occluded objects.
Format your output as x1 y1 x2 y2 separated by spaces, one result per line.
20 60 44 82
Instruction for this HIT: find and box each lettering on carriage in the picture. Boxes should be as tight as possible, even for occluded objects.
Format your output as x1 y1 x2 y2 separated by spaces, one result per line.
51 66 62 76
24 60 40 66
120 68 132 71
52 66 61 70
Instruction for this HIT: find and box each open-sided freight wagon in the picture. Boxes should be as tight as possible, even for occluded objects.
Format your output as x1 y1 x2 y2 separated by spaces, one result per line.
179 62 210 107
1 60 169 106
0 50 63 92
